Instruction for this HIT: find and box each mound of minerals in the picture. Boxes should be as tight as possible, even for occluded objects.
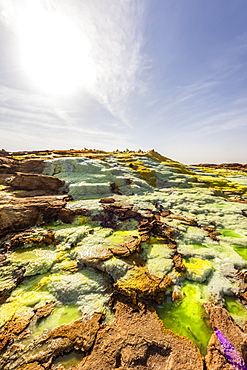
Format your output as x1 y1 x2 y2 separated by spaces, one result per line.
0 149 247 369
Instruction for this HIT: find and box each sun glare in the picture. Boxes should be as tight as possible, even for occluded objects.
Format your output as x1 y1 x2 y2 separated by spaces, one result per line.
18 1 95 95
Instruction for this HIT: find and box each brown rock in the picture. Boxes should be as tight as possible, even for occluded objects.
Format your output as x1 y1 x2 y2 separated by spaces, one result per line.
0 310 34 351
99 198 116 203
203 226 221 241
205 303 247 369
0 157 16 184
16 159 45 174
0 196 67 236
173 253 186 273
171 215 198 226
110 182 122 195
77 301 204 370
115 268 172 303
0 266 26 304
0 164 16 174
160 209 172 217
57 208 75 223
6 173 65 194
0 314 102 370
16 363 45 370
109 237 141 258
34 302 55 318
0 149 10 157
6 229 56 250
103 203 140 221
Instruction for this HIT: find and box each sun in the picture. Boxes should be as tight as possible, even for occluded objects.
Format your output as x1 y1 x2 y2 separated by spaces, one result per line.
18 1 95 95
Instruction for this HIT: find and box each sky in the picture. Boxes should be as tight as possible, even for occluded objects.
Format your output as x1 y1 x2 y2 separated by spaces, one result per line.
0 0 247 163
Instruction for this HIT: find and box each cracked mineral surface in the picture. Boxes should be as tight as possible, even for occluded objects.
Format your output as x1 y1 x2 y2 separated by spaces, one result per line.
0 149 247 369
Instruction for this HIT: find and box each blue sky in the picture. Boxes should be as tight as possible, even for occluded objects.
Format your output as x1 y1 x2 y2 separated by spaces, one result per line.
0 0 247 163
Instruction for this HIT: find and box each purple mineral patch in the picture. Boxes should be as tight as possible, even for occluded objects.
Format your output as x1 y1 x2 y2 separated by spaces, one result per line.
214 328 247 370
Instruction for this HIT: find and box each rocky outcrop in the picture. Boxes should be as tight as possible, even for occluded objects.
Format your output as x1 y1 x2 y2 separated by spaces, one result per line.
115 269 172 303
78 300 204 370
0 310 34 351
34 302 55 318
205 303 247 370
0 196 68 236
0 313 102 370
6 173 66 194
2 229 56 251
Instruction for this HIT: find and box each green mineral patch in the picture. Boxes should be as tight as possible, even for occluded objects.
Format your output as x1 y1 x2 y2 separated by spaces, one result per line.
192 243 209 249
224 296 247 325
106 230 139 245
20 305 82 347
220 229 242 238
0 273 55 327
127 159 157 187
53 351 83 369
45 218 90 231
140 237 174 278
27 305 81 343
232 245 247 260
191 167 247 195
9 249 57 276
0 267 110 328
10 248 54 261
156 282 212 355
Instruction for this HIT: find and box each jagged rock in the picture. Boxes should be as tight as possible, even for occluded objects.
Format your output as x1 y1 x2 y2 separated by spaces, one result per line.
203 226 221 241
160 209 173 217
4 229 56 250
0 313 102 370
16 159 45 174
0 310 34 351
173 253 186 273
114 267 172 303
110 182 122 195
138 217 176 245
77 301 204 370
34 302 55 318
99 197 116 204
6 173 66 194
0 196 68 236
102 203 141 222
0 164 16 174
204 303 247 369
0 149 10 157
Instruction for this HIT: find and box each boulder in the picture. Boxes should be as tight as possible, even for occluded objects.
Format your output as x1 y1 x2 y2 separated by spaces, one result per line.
6 173 66 194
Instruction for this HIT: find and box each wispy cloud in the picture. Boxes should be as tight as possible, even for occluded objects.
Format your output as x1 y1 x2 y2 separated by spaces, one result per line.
143 30 247 139
0 0 146 127
0 85 130 151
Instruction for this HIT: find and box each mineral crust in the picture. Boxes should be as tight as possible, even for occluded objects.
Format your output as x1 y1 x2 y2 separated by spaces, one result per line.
0 149 247 369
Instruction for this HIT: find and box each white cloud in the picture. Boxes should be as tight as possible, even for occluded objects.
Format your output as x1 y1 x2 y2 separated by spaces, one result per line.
0 0 146 126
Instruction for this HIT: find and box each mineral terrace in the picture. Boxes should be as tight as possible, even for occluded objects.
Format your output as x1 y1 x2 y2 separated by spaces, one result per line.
0 148 247 369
